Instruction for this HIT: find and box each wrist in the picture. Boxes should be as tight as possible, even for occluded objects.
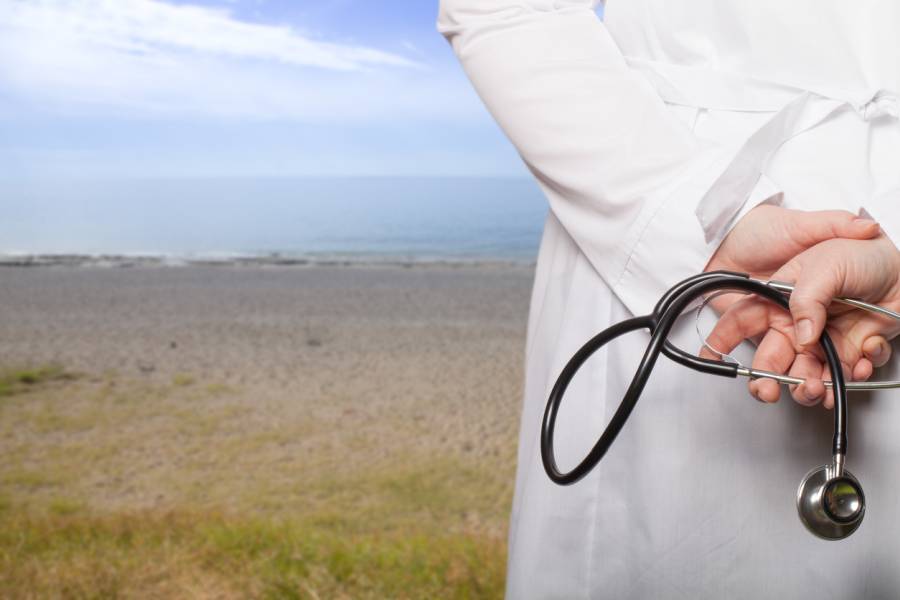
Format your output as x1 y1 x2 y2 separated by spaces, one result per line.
703 206 762 273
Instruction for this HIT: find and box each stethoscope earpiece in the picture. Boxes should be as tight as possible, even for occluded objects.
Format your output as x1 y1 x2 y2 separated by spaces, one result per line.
797 464 865 540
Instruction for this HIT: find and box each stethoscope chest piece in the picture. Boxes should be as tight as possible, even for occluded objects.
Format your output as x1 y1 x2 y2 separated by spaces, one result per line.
797 465 865 540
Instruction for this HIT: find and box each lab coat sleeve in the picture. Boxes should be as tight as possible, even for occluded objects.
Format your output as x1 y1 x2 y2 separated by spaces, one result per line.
438 0 781 315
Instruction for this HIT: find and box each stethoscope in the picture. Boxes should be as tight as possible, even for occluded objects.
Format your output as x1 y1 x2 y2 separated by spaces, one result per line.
541 270 900 540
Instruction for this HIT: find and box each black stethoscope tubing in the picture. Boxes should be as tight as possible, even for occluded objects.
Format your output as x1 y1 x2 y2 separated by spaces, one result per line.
540 270 848 486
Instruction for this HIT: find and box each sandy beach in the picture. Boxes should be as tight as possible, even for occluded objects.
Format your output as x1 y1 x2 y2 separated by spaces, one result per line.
0 263 534 598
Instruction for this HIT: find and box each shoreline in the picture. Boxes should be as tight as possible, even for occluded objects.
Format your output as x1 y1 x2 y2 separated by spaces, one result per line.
0 253 536 270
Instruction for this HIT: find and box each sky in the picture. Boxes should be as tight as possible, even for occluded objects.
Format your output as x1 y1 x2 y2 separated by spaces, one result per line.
0 0 529 179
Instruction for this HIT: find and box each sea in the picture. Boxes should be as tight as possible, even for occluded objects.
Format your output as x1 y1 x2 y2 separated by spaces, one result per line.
0 177 548 266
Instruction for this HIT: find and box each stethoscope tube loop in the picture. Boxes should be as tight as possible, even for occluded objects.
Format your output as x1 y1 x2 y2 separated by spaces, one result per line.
541 272 848 486
541 314 653 485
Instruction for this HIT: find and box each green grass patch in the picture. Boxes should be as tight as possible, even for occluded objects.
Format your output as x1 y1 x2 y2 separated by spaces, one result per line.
0 365 77 398
47 497 87 517
172 373 196 387
0 509 506 599
0 366 514 597
1 468 65 490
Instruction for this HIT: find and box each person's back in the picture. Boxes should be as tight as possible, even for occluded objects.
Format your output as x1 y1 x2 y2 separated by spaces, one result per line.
606 0 900 94
439 1 900 597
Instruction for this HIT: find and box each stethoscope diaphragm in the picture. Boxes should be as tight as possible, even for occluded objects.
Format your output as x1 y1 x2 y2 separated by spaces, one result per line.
797 464 865 540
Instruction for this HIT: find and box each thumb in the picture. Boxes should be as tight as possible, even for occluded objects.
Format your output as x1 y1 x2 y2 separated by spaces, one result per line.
774 255 845 351
784 210 879 248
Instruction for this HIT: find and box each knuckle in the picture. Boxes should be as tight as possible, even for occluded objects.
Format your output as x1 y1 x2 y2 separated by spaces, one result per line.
830 210 856 223
789 292 827 314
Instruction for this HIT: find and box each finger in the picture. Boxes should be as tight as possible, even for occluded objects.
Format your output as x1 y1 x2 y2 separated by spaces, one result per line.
749 328 796 403
704 296 773 358
707 291 748 316
785 211 880 247
819 326 865 377
782 326 859 376
788 353 826 406
776 258 844 352
862 335 892 368
853 358 874 382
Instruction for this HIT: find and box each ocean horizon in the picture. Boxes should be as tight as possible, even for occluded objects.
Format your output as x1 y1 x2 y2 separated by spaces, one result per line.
0 176 548 264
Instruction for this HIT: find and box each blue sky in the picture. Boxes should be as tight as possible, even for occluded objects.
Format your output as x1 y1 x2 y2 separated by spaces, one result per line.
0 0 527 178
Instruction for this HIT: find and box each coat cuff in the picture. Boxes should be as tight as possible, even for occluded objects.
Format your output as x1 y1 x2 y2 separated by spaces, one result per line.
610 161 783 316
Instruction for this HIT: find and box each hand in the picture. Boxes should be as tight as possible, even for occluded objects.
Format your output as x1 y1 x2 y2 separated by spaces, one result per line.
704 234 900 408
705 204 881 279
703 204 881 320
701 204 882 406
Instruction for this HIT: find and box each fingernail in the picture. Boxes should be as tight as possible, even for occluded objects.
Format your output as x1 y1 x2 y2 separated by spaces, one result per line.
870 343 884 358
797 319 814 345
854 217 877 226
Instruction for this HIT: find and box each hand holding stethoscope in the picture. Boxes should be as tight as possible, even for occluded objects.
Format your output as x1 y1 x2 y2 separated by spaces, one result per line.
542 213 900 541
703 233 900 407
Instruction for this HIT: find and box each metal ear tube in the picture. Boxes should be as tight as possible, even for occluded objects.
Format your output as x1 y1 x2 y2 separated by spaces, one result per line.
540 271 892 540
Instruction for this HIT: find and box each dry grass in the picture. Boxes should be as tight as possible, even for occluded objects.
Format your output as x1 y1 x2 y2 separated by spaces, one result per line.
0 366 514 598
0 508 505 599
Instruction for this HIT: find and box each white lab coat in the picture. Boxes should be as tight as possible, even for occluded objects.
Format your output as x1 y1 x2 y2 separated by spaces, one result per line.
439 1 900 598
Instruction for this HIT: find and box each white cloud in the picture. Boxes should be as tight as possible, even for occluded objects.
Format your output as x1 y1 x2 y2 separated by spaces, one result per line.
0 0 480 121
1 0 418 71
